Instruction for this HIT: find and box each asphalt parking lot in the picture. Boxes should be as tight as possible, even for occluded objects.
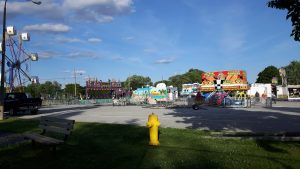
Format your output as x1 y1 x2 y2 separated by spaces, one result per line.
20 101 300 133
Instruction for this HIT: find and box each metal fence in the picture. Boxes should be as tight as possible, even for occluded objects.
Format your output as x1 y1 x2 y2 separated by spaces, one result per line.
41 96 273 108
42 99 113 106
42 99 80 106
249 97 273 108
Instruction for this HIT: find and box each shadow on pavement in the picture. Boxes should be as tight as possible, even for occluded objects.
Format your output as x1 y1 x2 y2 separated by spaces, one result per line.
39 105 101 114
4 105 101 118
165 106 300 132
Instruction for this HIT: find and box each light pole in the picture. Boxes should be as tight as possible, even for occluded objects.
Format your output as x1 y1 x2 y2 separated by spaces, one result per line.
74 68 77 98
0 0 41 120
73 69 84 99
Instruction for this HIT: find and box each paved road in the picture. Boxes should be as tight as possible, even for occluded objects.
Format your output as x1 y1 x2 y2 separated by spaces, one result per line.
19 101 300 133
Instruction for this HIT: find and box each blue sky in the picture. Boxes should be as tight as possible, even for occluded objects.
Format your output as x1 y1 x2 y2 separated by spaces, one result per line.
1 0 299 86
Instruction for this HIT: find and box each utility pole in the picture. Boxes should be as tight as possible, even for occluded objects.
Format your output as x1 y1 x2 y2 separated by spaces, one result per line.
0 0 7 121
74 68 77 98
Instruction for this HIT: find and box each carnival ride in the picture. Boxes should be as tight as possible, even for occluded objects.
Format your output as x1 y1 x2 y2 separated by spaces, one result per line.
1 26 38 92
191 92 205 110
196 70 249 108
131 83 169 105
181 83 200 96
85 79 125 99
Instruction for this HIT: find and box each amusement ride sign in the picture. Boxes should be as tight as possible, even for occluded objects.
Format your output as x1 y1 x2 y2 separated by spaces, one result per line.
200 70 249 92
85 79 124 99
86 80 121 90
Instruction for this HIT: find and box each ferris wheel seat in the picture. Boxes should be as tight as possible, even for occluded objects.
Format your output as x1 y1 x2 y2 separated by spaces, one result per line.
7 26 16 36
21 33 30 41
30 53 38 61
6 61 11 67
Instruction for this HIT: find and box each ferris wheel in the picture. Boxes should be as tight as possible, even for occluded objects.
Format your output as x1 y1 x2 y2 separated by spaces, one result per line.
0 26 39 92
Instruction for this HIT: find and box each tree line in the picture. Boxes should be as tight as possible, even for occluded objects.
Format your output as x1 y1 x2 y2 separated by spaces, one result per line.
22 68 204 99
123 68 204 91
24 81 85 99
256 60 300 85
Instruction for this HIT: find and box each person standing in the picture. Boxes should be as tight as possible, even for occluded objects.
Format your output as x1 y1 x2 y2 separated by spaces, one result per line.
255 91 260 102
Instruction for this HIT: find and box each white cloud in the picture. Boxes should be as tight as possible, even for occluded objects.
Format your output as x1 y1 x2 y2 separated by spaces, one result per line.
123 36 134 41
128 57 141 63
110 55 143 63
63 0 132 12
143 48 156 53
63 70 86 75
94 15 114 23
75 70 86 75
63 0 134 23
38 51 57 59
154 57 175 64
1 1 64 20
111 56 124 61
67 52 84 58
63 70 71 73
88 38 102 43
66 52 98 59
23 23 71 33
2 0 134 23
55 36 82 43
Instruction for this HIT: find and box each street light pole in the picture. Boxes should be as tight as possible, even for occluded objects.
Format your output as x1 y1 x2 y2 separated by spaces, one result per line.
0 0 8 120
74 68 77 98
0 0 41 120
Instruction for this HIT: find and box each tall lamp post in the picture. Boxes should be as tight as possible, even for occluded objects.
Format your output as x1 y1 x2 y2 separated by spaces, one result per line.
73 69 84 99
74 68 77 98
0 0 41 120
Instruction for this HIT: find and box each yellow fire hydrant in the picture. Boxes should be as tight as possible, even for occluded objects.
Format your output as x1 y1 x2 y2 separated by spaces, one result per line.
146 113 160 146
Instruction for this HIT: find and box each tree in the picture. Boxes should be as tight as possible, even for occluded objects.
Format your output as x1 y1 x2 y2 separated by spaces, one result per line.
185 68 204 83
124 75 152 90
64 83 84 98
285 60 300 84
24 83 40 98
256 65 282 84
38 81 62 99
24 81 62 99
169 68 204 90
168 74 183 90
267 0 300 41
154 80 171 87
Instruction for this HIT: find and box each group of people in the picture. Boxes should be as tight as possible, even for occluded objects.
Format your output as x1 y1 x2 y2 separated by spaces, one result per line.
255 91 276 104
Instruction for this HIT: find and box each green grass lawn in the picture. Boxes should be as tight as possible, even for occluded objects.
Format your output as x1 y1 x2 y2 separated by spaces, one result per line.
0 118 300 169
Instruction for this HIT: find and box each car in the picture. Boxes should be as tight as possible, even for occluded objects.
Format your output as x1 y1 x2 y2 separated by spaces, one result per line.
4 92 42 115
